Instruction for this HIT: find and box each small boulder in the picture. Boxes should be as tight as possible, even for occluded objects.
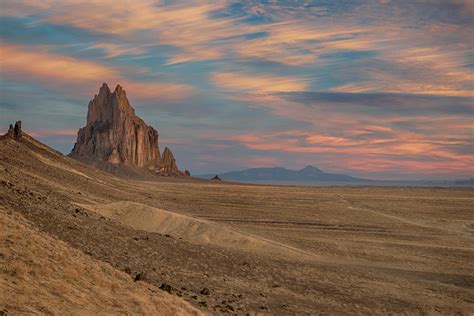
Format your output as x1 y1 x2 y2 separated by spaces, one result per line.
200 287 211 295
133 272 143 282
211 175 221 181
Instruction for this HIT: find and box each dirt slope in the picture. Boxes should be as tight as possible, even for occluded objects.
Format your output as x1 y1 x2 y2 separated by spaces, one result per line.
0 208 202 315
77 201 315 259
1 134 473 314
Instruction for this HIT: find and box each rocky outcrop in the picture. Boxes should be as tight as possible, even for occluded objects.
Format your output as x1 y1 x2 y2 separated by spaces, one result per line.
4 121 22 140
70 83 187 177
159 147 179 176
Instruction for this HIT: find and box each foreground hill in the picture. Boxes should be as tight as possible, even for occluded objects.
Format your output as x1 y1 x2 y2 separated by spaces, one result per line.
1 131 473 314
0 210 201 315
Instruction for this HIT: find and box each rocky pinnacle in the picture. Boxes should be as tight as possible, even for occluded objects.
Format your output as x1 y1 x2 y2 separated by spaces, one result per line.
69 83 185 176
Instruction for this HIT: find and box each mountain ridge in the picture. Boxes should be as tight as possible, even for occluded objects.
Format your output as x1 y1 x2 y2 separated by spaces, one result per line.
196 165 370 184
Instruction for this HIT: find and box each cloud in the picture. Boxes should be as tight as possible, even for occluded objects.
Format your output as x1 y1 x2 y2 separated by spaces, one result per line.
1 43 118 83
2 0 472 98
1 0 473 179
212 90 473 177
211 72 309 93
28 129 78 137
0 43 196 101
226 128 473 176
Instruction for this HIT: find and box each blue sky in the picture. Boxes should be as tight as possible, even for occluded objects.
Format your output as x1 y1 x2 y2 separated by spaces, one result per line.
1 0 473 179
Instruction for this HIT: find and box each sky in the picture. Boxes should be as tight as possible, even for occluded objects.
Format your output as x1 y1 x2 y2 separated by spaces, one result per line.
0 0 473 180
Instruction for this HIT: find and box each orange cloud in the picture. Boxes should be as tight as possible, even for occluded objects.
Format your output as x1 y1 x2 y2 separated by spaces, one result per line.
212 72 309 93
0 43 196 101
3 1 472 100
223 122 473 176
1 43 118 83
28 129 78 137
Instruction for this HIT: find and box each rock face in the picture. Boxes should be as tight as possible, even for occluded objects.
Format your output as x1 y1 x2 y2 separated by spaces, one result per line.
70 83 185 176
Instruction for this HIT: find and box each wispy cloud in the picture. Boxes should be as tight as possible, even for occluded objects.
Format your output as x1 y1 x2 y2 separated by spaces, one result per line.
211 72 309 93
0 43 196 101
1 0 472 178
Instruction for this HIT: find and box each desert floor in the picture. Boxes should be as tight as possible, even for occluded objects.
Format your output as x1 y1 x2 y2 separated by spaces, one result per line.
1 135 473 314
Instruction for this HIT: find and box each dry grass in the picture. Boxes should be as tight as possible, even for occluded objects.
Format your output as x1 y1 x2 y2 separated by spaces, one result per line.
0 208 203 315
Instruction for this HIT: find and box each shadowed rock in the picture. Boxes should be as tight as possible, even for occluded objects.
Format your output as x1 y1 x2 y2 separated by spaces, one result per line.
14 121 22 139
4 121 22 140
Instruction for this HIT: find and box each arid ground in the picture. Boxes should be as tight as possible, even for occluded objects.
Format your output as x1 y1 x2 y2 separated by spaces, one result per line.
1 135 473 314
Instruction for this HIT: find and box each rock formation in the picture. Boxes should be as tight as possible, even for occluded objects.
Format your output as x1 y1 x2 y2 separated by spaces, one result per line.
159 147 178 176
70 83 186 177
4 121 22 140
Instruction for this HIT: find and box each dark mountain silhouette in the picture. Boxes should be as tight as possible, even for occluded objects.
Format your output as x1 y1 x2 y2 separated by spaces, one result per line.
197 165 370 184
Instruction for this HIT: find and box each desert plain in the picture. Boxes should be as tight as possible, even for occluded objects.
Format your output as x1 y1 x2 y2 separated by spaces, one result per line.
1 135 473 314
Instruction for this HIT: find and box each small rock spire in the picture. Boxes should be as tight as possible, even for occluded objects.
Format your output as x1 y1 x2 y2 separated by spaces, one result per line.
14 121 22 139
4 121 22 139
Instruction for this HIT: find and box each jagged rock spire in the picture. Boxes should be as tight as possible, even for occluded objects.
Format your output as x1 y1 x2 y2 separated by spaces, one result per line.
69 83 186 177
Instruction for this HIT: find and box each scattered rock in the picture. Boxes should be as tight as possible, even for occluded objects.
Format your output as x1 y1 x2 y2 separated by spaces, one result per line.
159 282 177 294
133 272 143 282
200 287 211 295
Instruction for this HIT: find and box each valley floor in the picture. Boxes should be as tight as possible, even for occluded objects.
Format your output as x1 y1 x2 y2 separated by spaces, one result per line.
1 135 473 314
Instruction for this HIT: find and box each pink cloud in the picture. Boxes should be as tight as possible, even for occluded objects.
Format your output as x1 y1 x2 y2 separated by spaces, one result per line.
0 43 196 101
28 129 78 138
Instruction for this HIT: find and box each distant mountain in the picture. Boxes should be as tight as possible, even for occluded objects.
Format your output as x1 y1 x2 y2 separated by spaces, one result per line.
196 165 371 184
